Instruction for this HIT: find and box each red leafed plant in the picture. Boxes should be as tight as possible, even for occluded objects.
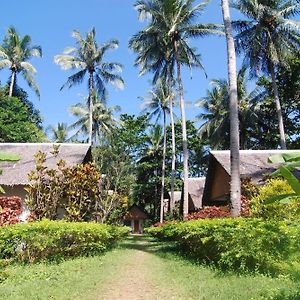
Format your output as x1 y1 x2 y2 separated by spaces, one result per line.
186 196 251 221
0 196 22 226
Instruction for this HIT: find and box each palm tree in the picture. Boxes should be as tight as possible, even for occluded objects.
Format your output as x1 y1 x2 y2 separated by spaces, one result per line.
197 68 264 149
129 0 222 218
69 95 120 144
221 0 241 217
0 26 42 97
232 0 300 149
141 79 173 222
54 28 124 144
46 122 69 143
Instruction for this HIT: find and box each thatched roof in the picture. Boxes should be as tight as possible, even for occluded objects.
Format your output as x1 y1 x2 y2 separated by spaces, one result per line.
0 143 91 186
167 191 182 203
124 205 149 220
187 177 206 210
211 149 300 182
203 149 300 204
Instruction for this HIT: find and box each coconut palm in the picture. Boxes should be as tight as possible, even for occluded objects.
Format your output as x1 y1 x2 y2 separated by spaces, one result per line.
232 0 300 149
46 122 69 143
141 79 174 222
69 95 120 144
54 28 124 144
197 68 264 149
129 0 223 218
0 26 42 97
221 0 241 216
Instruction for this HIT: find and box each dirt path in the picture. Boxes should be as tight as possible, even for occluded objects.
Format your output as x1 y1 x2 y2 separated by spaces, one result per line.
90 236 176 300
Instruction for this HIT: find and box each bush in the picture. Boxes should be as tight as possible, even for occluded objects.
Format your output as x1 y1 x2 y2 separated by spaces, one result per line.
185 196 250 220
0 220 130 263
0 196 22 226
26 147 127 223
146 218 300 274
250 178 300 220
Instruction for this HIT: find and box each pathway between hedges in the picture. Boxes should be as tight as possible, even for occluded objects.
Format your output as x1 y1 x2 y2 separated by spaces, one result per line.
92 236 176 300
1 235 297 300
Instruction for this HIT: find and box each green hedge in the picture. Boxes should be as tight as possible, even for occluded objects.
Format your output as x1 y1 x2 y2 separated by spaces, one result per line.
0 220 130 263
146 218 300 273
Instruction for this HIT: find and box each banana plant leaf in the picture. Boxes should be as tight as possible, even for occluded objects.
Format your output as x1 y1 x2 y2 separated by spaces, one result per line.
268 153 300 163
264 193 298 204
0 152 20 161
278 166 300 195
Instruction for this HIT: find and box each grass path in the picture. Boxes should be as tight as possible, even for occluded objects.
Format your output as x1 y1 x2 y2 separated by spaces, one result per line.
1 235 299 299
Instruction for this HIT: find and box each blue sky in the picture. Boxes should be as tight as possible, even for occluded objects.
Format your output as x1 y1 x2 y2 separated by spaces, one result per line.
0 0 243 130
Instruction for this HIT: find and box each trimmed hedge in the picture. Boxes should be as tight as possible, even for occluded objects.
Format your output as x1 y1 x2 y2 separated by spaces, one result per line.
146 218 300 273
0 220 130 263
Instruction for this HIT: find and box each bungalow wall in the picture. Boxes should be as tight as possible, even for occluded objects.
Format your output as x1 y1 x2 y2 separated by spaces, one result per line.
210 162 230 201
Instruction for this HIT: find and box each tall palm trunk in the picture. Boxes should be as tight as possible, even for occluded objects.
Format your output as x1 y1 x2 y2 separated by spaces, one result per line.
160 110 167 223
270 64 286 149
9 70 16 97
167 63 176 213
88 72 94 144
174 40 189 218
221 0 241 217
169 94 176 212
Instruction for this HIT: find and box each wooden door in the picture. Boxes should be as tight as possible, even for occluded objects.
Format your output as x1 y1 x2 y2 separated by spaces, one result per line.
134 220 139 233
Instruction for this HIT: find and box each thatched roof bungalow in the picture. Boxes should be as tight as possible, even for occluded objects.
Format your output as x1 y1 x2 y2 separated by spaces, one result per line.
202 149 300 205
0 143 92 199
186 177 206 211
124 205 149 234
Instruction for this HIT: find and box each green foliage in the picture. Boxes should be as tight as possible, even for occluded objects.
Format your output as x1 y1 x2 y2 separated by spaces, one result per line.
265 152 300 204
0 220 130 263
146 218 300 274
166 120 208 177
250 179 300 220
0 91 45 142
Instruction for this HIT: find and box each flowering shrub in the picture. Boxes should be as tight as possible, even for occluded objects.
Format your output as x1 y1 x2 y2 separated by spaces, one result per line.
0 196 22 226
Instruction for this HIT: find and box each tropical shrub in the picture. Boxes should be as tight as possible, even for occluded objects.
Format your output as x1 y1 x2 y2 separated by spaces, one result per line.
0 196 22 226
26 149 63 220
26 147 127 223
0 220 130 263
186 206 230 220
186 196 250 220
267 152 300 203
251 178 300 220
146 218 300 274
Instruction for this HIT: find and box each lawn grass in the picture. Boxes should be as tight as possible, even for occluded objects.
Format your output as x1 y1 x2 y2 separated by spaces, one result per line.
0 235 299 300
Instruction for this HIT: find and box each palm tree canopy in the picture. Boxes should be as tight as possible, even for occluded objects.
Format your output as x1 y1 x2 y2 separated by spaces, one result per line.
129 0 224 83
54 28 124 100
46 122 69 143
196 67 265 148
232 0 300 75
140 79 174 123
69 95 120 144
0 26 42 97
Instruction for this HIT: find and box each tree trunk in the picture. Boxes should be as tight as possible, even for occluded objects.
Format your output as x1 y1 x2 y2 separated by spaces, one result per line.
221 0 241 217
270 64 287 149
9 71 16 97
88 72 94 145
173 40 189 219
160 110 167 223
169 93 176 213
